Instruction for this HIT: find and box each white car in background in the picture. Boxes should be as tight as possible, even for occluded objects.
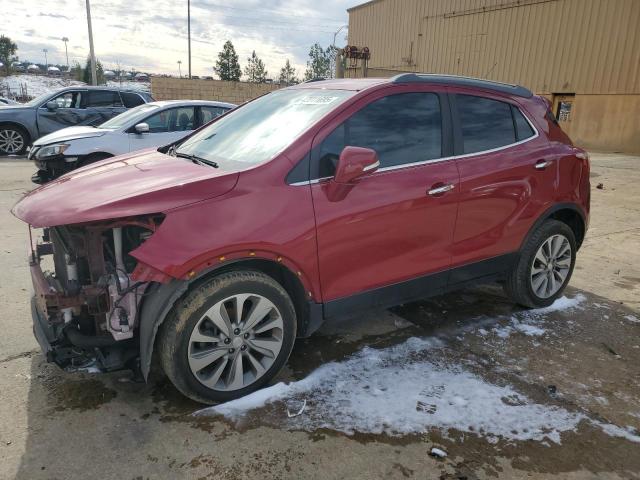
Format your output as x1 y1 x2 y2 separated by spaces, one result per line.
29 100 235 183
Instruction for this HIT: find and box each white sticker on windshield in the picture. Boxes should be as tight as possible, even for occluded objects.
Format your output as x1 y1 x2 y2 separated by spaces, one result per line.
292 95 339 105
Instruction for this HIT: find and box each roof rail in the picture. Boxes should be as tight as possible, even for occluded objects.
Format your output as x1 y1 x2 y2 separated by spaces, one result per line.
390 73 533 98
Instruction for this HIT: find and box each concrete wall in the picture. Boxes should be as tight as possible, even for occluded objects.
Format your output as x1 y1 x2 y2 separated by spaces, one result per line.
151 77 281 104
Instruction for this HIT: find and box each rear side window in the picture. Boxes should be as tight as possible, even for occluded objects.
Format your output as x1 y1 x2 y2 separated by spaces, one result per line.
121 92 146 108
201 106 229 125
87 90 123 107
313 92 442 178
512 105 535 141
456 95 515 154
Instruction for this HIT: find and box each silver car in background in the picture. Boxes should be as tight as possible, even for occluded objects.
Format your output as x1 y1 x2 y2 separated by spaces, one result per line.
30 100 235 183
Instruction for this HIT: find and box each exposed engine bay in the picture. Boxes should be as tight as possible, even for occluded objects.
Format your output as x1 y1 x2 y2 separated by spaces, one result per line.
29 216 163 373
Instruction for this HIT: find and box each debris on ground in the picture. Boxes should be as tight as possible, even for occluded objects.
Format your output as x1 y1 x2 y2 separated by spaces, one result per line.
429 447 448 458
597 183 604 189
286 399 307 418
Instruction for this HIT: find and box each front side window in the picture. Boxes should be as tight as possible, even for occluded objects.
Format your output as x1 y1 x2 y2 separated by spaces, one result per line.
314 92 442 178
87 90 123 108
456 94 516 154
50 91 83 109
176 89 355 168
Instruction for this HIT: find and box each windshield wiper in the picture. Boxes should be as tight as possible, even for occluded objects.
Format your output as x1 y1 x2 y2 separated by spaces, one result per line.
175 151 218 168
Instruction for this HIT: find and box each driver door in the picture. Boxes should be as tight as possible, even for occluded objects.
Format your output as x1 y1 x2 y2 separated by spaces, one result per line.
36 90 87 136
310 88 460 316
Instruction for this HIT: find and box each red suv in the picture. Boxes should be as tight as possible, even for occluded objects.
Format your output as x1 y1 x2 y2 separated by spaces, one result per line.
13 74 590 403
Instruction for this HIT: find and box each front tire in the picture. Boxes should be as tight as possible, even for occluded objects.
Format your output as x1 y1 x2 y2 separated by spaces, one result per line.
157 270 297 404
504 219 576 308
0 124 29 155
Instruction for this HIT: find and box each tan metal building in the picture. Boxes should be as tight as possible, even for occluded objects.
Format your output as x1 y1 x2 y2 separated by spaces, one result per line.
345 0 640 153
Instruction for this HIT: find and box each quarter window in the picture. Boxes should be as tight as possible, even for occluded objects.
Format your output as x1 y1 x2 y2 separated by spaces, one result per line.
512 105 535 141
314 92 442 178
456 95 515 154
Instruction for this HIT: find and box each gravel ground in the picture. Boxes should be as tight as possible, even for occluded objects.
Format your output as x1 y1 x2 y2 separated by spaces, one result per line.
0 153 639 480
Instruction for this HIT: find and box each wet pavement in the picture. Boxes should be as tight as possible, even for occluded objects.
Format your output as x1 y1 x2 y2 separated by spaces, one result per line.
1 154 640 479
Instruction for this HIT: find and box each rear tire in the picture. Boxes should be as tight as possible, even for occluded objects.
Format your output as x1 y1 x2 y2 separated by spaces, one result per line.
504 219 576 308
0 124 29 155
157 270 297 404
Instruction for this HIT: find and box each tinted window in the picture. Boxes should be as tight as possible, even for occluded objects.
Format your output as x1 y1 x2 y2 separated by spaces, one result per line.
512 105 535 141
144 107 195 133
121 92 145 108
457 95 515 154
87 90 123 107
50 91 83 109
201 106 229 125
314 92 442 178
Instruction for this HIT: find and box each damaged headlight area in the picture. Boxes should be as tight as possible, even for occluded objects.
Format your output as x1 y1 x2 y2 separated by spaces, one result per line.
29 215 164 373
34 143 70 159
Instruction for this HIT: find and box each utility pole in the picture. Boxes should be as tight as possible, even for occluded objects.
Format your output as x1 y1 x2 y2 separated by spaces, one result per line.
43 49 48 70
332 25 347 79
177 60 182 78
61 37 69 73
85 0 97 85
187 0 192 79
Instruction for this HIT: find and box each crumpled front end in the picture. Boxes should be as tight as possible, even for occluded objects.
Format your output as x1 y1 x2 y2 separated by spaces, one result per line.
28 216 163 373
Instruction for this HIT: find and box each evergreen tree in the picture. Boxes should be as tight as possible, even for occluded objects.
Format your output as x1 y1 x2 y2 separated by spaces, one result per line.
214 40 242 81
304 43 331 80
244 50 268 83
82 56 105 84
0 35 17 75
278 59 298 85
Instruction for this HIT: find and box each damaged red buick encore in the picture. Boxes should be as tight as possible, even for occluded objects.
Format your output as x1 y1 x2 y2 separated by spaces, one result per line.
12 74 590 404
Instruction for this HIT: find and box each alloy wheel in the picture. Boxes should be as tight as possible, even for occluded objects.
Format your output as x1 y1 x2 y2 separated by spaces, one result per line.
530 234 572 298
188 293 284 391
0 129 24 154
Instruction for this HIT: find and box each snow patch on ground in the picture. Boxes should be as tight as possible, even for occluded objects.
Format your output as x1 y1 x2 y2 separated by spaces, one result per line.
197 295 640 445
624 314 639 324
106 80 151 93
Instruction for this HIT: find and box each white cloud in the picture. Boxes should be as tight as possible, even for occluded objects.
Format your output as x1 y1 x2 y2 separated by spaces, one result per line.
5 0 353 78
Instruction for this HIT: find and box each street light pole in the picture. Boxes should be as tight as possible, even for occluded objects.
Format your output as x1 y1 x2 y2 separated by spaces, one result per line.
43 49 48 70
85 0 97 85
332 25 347 79
61 37 69 72
187 0 192 79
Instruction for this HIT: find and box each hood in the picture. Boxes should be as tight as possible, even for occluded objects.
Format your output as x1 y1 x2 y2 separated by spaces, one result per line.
33 126 108 146
12 149 239 227
0 105 31 113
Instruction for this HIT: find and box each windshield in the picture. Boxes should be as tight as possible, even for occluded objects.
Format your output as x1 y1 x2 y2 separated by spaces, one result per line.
100 104 160 129
24 92 54 107
175 88 354 167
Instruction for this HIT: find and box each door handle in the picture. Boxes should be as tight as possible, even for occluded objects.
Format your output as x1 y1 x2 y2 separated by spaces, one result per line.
427 183 455 196
535 159 552 170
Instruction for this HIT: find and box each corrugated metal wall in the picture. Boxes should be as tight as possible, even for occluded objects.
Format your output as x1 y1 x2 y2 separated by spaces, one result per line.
347 0 640 94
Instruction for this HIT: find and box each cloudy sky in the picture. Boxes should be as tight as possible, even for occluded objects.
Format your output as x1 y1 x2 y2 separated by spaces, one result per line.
5 0 355 78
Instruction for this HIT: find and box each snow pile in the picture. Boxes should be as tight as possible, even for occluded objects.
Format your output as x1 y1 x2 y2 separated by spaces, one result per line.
0 74 84 99
106 80 151 93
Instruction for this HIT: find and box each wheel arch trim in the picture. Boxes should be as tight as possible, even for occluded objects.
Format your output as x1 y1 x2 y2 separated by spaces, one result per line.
520 203 587 252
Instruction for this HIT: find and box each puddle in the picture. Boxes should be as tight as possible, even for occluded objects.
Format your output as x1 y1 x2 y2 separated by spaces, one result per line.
44 377 117 412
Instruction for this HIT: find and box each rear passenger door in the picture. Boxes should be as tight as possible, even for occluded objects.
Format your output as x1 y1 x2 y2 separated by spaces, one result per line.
128 106 196 152
310 87 459 314
85 90 126 125
449 91 555 278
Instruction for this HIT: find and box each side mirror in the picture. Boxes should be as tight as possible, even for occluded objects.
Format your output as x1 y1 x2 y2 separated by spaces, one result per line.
46 101 58 111
334 146 379 184
134 122 149 134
